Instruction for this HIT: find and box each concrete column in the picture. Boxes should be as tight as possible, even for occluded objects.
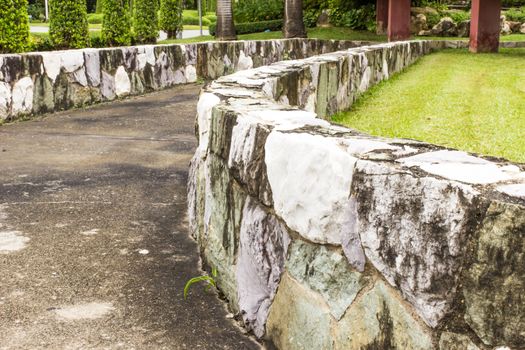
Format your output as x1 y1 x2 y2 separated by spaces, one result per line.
470 0 501 53
388 0 411 41
376 0 389 35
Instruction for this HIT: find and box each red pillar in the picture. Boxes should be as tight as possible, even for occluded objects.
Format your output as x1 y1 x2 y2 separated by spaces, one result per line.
470 0 501 53
388 0 411 41
376 0 389 35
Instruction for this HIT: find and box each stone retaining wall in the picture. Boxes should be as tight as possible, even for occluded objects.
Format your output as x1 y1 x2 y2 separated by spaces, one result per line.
188 40 525 349
0 39 372 122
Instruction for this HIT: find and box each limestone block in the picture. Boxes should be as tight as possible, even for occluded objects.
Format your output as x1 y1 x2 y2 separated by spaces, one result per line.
439 332 480 350
73 66 88 87
463 201 525 347
265 131 357 245
286 239 369 320
334 280 433 349
173 68 186 85
237 196 290 338
202 155 245 312
185 65 197 83
196 92 221 152
0 82 11 119
42 52 62 83
11 77 33 114
236 50 253 71
84 49 101 87
136 46 156 70
227 116 273 206
60 50 84 73
114 66 131 97
32 76 54 114
266 273 333 350
497 183 525 199
353 160 482 327
399 150 525 184
155 51 175 88
100 71 116 101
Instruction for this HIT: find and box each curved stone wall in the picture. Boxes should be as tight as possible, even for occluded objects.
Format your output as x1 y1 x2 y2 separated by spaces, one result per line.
0 39 372 121
188 40 525 349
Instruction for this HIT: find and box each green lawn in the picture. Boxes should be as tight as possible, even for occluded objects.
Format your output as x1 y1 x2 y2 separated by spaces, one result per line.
159 27 387 44
332 48 525 163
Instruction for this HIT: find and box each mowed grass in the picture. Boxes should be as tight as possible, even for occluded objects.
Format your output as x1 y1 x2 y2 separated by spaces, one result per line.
333 48 525 163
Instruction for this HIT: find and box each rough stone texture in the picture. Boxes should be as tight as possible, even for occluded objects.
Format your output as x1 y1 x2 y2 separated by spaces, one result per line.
334 281 434 349
0 39 371 121
463 201 525 348
431 17 458 36
439 333 480 350
236 196 290 338
286 239 369 320
265 273 333 350
189 39 525 349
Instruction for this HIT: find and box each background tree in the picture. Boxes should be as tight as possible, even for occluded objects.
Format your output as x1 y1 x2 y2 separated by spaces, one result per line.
102 0 132 46
96 0 104 13
49 0 90 49
159 0 183 39
215 0 236 40
0 0 30 53
284 0 307 38
133 0 159 43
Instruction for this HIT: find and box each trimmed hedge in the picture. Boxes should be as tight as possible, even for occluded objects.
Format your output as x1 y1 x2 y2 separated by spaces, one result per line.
133 0 159 44
209 19 283 36
102 0 132 46
160 0 183 38
0 0 30 53
183 16 212 26
87 13 104 24
49 0 90 49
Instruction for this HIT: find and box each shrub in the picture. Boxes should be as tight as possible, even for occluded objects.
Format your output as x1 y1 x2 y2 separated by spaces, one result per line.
101 0 132 46
505 7 525 22
233 0 283 23
303 8 321 28
133 0 159 43
447 10 470 24
204 14 217 23
209 19 283 36
96 0 104 13
49 0 90 49
330 4 376 31
28 3 45 22
159 0 183 38
426 12 441 28
87 13 104 24
0 0 30 53
182 15 212 26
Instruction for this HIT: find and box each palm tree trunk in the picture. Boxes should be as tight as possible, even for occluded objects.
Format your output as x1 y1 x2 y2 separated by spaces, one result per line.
284 0 306 38
216 0 236 41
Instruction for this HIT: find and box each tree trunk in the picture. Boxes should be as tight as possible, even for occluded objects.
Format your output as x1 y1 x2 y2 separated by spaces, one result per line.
284 0 306 38
215 0 236 41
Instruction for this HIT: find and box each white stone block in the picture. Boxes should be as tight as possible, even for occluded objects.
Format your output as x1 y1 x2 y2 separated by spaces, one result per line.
114 66 131 97
11 77 33 114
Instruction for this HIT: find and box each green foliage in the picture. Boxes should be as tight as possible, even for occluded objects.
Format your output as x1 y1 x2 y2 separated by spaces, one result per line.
506 7 525 22
426 12 442 28
447 10 470 24
49 0 90 49
133 0 159 44
183 267 218 299
330 3 376 31
101 0 132 46
303 9 321 28
0 0 30 53
183 15 212 26
160 0 183 37
87 13 104 24
96 0 104 13
233 0 283 23
210 19 283 36
28 2 45 21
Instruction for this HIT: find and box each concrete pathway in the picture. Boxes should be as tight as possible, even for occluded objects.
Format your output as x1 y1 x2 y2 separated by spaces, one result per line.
0 85 259 349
